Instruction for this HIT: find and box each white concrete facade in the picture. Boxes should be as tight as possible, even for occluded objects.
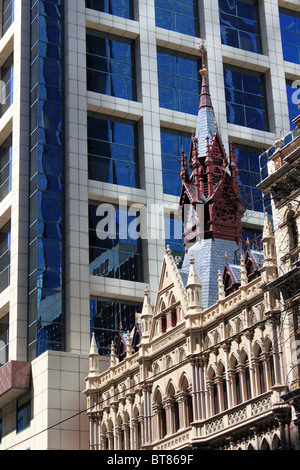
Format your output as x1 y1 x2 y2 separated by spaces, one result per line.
0 0 299 450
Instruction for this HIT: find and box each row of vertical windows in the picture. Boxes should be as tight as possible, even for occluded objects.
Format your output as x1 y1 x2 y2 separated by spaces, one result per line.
28 0 65 360
86 32 271 132
86 0 300 66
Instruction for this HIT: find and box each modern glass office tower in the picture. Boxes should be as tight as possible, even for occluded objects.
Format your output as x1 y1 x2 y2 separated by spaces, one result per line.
0 0 299 450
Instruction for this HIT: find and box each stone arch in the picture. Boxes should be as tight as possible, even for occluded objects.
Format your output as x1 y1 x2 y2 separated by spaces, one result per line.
272 433 281 450
207 364 216 380
153 361 161 376
166 354 174 369
229 352 239 369
179 372 191 391
261 437 271 450
168 291 176 307
153 386 164 405
159 297 166 313
166 379 177 398
179 346 186 362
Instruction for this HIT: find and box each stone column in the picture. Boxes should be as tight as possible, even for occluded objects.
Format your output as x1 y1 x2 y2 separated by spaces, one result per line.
273 405 292 450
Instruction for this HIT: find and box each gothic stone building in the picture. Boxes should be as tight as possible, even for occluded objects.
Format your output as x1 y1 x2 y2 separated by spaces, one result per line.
83 45 300 451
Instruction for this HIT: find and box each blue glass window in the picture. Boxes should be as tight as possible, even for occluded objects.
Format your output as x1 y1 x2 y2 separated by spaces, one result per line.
89 202 143 282
90 297 142 356
234 144 263 212
1 54 13 117
161 128 191 196
157 48 200 115
0 135 12 202
88 113 139 188
279 8 300 65
286 80 300 130
0 313 9 367
155 0 200 37
17 392 31 434
28 0 64 361
2 0 14 36
86 0 134 20
86 30 136 101
219 0 262 53
165 215 184 268
224 65 269 131
0 222 10 294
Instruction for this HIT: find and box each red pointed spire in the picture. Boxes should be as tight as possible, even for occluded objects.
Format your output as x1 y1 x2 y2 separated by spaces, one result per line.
199 41 213 110
180 150 189 182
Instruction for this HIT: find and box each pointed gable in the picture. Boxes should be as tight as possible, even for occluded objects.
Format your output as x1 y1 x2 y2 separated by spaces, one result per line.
150 247 188 339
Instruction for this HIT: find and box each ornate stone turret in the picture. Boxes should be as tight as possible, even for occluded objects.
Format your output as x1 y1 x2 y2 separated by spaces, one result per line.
140 286 153 343
186 254 203 312
110 341 117 367
261 212 277 284
88 332 101 376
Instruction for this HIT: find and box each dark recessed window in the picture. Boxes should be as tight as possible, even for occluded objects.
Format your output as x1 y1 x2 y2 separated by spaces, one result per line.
2 0 14 36
234 144 264 212
86 30 136 101
90 297 142 356
155 0 200 37
1 54 13 117
219 0 262 53
157 48 200 115
0 135 12 202
0 313 9 367
17 391 31 433
280 8 300 65
0 221 10 294
161 129 191 196
89 202 143 282
88 113 139 188
224 65 269 131
86 0 134 20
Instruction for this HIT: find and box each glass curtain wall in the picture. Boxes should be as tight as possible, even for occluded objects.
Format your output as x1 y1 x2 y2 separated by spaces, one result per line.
28 0 65 360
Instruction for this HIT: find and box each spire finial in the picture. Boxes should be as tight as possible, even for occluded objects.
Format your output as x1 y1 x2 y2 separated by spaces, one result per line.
199 40 208 76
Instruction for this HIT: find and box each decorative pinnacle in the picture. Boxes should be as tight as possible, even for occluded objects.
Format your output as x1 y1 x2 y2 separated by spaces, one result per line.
199 40 208 76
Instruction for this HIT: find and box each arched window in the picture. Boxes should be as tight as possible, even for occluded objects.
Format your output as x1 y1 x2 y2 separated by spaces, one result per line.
232 359 242 405
241 352 252 401
213 378 220 414
257 347 267 394
169 383 180 433
222 374 228 410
